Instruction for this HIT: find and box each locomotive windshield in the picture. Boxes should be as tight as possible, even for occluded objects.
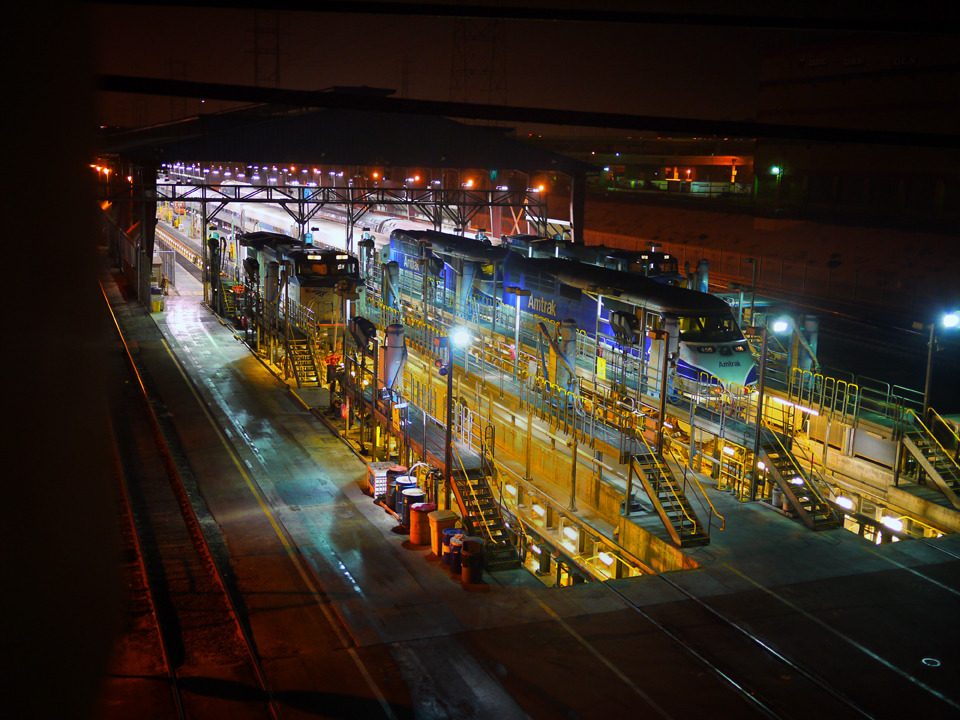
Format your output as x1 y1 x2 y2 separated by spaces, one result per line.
298 258 358 277
679 314 740 342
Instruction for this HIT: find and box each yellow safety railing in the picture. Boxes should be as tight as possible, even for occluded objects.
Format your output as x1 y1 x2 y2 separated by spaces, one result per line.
906 410 960 476
634 429 699 531
762 428 836 507
450 443 497 545
488 467 533 555
664 442 725 531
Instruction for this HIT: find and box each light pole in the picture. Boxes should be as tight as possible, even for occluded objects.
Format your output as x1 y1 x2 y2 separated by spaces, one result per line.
923 311 959 417
771 165 783 208
439 327 471 509
745 257 758 326
505 286 530 378
750 318 790 501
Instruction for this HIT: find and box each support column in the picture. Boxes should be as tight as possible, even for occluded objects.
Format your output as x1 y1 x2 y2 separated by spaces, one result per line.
569 171 587 244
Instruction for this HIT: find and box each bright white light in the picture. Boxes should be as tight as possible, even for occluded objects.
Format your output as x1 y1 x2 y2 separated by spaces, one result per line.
532 504 546 517
450 327 470 347
772 318 790 333
598 551 614 566
944 311 960 329
881 516 903 532
530 544 542 555
505 484 517 496
563 526 578 541
836 497 854 510
790 477 804 485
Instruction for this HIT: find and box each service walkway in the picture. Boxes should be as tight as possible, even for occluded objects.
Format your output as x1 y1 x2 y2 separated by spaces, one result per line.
101 253 960 719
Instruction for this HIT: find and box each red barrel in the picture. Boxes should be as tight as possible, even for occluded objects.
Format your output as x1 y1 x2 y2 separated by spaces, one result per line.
460 537 484 584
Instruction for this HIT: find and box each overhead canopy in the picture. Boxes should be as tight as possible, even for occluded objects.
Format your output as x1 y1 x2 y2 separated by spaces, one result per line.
99 104 594 177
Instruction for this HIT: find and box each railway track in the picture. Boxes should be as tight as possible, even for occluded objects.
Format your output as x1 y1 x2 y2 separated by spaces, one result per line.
101 285 282 720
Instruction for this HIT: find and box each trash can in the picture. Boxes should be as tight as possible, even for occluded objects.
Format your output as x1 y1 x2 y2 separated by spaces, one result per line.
409 502 436 545
431 511 460 559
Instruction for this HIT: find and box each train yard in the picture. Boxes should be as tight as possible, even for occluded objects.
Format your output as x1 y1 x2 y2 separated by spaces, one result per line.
94 219 960 719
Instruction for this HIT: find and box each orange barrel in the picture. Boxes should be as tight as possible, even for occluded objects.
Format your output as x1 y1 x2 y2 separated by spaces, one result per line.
460 537 484 584
394 476 417 515
409 502 436 545
449 534 466 574
401 487 426 527
431 511 460 559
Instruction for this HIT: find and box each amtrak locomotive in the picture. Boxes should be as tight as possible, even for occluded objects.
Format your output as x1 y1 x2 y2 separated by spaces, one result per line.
384 229 757 393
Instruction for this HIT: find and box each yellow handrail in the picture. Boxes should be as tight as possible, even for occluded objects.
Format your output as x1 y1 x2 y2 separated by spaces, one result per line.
488 469 533 554
634 430 699 531
665 442 725 531
762 429 833 506
928 409 960 448
450 443 496 545
906 410 960 475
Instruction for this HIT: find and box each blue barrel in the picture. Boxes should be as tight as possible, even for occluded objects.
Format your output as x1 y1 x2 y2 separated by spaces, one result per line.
402 487 426 527
442 527 464 565
449 534 466 574
394 476 417 515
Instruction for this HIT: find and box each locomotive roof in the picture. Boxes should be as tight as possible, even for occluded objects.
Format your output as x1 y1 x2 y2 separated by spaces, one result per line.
237 231 297 249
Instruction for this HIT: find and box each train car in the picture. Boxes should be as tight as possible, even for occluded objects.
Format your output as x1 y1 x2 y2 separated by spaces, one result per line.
501 234 685 285
387 228 757 392
239 231 362 351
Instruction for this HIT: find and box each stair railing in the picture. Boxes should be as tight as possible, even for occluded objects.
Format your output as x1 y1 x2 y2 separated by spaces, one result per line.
664 440 724 531
762 429 833 512
905 410 960 476
634 431 699 533
450 443 497 545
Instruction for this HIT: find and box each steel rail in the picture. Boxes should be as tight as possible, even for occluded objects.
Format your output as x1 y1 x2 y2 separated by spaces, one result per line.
100 282 285 720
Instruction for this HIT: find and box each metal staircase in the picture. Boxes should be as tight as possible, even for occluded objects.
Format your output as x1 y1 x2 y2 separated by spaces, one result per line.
759 427 840 530
901 411 960 510
449 457 520 571
629 451 710 547
286 337 321 387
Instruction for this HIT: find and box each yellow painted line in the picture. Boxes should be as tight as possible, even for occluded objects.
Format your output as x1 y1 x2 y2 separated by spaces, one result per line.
159 337 397 719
